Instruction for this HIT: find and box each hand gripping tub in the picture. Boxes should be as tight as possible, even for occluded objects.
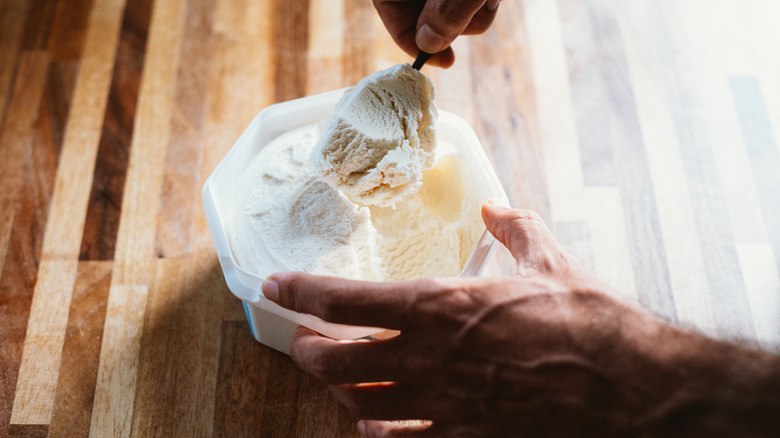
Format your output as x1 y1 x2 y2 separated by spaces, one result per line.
203 89 509 354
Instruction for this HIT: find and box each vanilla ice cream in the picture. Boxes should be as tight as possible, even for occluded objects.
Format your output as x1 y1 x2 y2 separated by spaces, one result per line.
230 124 483 281
311 64 438 207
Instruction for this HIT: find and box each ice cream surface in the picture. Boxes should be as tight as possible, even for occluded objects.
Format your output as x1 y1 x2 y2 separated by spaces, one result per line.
311 64 438 207
231 124 483 281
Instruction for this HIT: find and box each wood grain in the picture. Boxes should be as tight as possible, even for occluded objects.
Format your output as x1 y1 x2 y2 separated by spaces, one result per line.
90 0 184 435
0 0 31 125
272 0 309 102
2 0 780 436
79 0 153 261
48 261 112 438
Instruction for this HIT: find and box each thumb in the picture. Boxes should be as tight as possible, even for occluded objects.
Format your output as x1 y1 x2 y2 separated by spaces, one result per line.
481 200 570 276
415 0 496 54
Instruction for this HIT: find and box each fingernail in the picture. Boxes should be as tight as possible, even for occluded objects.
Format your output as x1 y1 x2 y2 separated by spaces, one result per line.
357 420 367 436
416 24 448 53
487 0 501 12
262 277 279 302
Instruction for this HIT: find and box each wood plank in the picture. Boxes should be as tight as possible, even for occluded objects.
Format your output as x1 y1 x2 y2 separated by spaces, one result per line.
522 0 585 222
154 0 214 259
272 0 309 102
79 0 153 261
48 261 112 438
730 77 780 280
617 7 716 335
129 258 188 437
584 187 638 304
40 0 126 262
213 321 272 437
560 0 618 187
0 54 73 437
10 259 79 425
574 3 677 320
9 0 127 427
472 1 551 221
89 0 185 435
258 352 301 437
737 244 780 352
0 52 49 277
19 0 57 51
168 257 228 437
651 2 754 340
1 53 57 429
295 372 339 437
46 0 95 60
342 0 374 85
306 0 345 94
88 283 150 438
7 424 48 437
0 170 40 436
0 0 31 125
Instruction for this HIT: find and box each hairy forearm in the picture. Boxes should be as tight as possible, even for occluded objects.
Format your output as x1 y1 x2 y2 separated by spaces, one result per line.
612 308 780 436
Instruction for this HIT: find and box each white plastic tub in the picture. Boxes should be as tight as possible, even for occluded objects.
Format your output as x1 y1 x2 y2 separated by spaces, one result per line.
203 88 509 354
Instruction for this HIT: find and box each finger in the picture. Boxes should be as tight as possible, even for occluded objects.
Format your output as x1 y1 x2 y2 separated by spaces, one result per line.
262 272 452 328
462 1 500 35
290 326 407 384
359 419 435 438
415 0 488 54
481 200 569 275
331 382 468 422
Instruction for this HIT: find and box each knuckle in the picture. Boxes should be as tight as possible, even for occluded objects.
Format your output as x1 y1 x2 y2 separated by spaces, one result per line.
430 0 477 33
462 13 495 35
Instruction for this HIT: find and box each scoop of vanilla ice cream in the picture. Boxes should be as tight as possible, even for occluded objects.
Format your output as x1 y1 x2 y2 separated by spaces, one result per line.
311 63 438 207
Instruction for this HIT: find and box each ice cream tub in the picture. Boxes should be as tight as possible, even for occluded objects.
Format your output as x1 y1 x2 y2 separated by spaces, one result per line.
202 88 509 354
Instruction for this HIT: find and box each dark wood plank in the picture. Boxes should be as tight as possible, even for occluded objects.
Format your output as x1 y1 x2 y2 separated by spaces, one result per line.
79 0 154 260
7 423 48 437
343 0 375 85
294 372 339 437
154 0 215 259
213 321 272 438
273 0 309 102
170 260 230 436
0 0 32 126
20 0 58 51
730 77 780 280
46 0 95 60
48 261 112 438
258 351 300 437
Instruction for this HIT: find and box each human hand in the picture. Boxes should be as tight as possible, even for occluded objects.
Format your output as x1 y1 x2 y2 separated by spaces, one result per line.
262 201 780 437
372 0 501 68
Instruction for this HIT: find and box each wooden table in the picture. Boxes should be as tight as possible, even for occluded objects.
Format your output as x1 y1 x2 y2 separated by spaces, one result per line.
2 0 779 436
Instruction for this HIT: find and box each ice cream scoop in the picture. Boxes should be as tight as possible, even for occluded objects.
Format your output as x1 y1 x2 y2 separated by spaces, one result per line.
311 63 438 207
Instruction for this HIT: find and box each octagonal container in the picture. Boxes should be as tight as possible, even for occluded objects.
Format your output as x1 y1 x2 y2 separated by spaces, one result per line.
202 88 509 354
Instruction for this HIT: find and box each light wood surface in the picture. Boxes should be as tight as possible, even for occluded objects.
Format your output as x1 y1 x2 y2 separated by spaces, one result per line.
1 0 779 436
